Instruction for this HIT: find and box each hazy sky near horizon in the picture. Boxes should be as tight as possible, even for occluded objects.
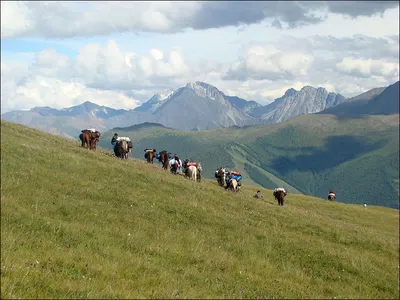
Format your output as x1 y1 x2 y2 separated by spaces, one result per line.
1 1 399 113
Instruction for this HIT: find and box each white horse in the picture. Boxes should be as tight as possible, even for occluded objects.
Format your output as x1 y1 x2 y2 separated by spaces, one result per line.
230 178 240 192
186 165 197 181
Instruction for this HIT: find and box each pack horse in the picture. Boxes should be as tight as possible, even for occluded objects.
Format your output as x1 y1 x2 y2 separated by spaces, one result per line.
79 128 101 150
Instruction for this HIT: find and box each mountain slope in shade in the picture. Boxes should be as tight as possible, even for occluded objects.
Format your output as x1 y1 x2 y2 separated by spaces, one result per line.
320 81 399 116
252 86 347 123
225 96 263 115
364 81 399 114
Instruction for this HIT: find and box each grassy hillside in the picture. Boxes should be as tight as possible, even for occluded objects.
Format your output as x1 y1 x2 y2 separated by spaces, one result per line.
99 114 399 208
1 120 399 299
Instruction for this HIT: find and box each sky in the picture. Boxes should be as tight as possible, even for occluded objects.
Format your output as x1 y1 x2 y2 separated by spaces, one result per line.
1 1 399 113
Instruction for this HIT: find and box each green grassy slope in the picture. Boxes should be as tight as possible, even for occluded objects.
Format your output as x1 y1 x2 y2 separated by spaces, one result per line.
1 120 399 299
99 114 399 208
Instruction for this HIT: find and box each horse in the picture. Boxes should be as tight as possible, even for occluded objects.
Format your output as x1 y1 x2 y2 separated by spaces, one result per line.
273 190 287 206
215 168 226 186
196 163 203 182
145 150 156 164
185 165 197 181
91 131 101 149
158 151 169 170
229 178 240 192
79 130 100 150
114 140 129 159
328 194 336 201
79 130 91 149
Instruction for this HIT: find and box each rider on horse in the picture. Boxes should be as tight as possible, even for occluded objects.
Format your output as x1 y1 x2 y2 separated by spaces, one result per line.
111 133 118 149
225 171 242 189
169 155 180 175
328 189 336 200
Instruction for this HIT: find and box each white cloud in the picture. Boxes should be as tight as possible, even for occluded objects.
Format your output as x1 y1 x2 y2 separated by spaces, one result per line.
1 41 194 113
71 40 190 90
223 45 315 81
1 72 140 113
336 57 399 79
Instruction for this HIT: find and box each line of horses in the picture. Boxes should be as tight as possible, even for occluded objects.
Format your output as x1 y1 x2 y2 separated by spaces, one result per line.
145 149 203 183
79 129 289 201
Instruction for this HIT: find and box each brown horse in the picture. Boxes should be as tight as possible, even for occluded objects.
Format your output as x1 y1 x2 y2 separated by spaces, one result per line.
144 149 156 164
79 131 91 149
91 131 101 149
79 130 100 150
273 189 287 206
158 151 169 169
114 140 128 159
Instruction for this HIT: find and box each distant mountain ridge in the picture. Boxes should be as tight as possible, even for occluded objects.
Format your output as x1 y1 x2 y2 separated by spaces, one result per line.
253 86 347 123
320 81 399 116
2 81 398 138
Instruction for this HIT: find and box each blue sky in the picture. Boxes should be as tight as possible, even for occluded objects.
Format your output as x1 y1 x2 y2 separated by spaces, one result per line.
1 1 399 113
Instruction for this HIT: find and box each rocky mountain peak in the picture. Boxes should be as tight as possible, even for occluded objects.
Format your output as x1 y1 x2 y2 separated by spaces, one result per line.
185 81 225 101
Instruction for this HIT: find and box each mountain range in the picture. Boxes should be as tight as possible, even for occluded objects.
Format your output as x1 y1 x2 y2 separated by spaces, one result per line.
1 80 398 208
1 80 378 137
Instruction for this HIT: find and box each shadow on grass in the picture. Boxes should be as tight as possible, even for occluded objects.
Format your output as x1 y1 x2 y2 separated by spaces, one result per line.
270 135 383 174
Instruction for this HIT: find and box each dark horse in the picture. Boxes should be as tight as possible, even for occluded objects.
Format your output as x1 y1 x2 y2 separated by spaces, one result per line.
114 140 129 159
144 149 156 164
79 130 101 150
328 195 336 201
215 168 225 186
273 189 287 206
158 151 169 170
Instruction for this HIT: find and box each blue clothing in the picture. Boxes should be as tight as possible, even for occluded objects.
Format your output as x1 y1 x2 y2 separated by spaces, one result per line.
230 174 241 182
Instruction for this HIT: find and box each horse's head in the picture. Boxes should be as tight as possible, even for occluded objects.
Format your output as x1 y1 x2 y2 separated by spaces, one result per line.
197 163 203 173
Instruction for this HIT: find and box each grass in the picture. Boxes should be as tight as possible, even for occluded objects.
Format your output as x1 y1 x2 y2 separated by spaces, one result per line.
98 114 399 208
1 120 399 299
